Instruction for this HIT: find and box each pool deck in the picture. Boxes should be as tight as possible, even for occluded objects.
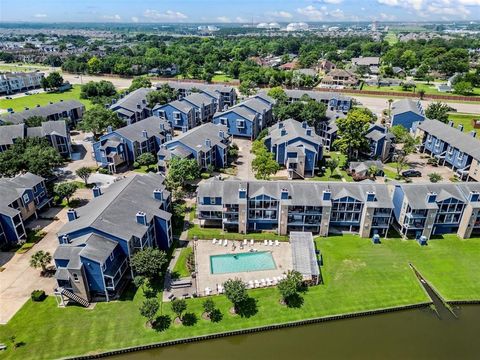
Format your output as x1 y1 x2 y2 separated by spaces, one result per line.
195 239 293 296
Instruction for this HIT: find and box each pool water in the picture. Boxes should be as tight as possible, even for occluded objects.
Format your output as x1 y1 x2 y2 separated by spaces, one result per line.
210 251 276 274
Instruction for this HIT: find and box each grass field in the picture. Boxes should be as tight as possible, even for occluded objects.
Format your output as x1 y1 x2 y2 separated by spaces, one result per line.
0 63 52 73
448 113 480 135
172 247 193 278
2 234 480 359
211 74 236 83
362 83 480 97
0 86 93 112
311 152 352 182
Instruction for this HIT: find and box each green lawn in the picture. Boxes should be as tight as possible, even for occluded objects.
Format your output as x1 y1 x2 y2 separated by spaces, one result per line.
312 152 351 182
362 83 480 97
187 225 289 241
0 86 92 112
0 63 52 72
212 74 236 83
172 247 193 278
2 234 480 359
448 113 480 135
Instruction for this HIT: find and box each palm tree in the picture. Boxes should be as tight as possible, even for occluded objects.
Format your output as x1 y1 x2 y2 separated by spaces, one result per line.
29 250 52 275
418 89 426 100
387 98 394 124
367 165 379 179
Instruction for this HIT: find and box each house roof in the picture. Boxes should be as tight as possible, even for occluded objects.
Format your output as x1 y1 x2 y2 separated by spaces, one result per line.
280 89 352 103
157 81 235 94
290 231 319 279
112 116 171 143
417 119 480 160
198 178 393 208
266 118 322 148
58 173 171 240
0 124 25 146
351 56 380 66
110 88 152 113
215 106 257 121
0 100 84 125
162 122 228 153
0 173 44 217
391 99 424 118
181 93 215 108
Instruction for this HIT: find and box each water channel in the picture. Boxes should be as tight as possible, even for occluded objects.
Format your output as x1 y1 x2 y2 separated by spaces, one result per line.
110 304 480 360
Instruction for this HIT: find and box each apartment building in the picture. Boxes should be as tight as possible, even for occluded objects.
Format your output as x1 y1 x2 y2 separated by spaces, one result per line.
197 179 393 238
390 99 425 131
110 88 152 125
0 71 44 95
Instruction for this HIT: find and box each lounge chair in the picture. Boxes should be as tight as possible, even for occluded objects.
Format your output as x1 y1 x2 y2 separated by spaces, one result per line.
205 287 211 295
266 278 272 286
224 239 228 247
264 240 268 246
272 278 278 285
268 240 273 246
254 280 260 288
243 239 248 246
260 279 266 287
275 240 279 246
250 239 254 246
248 280 254 289
212 238 217 244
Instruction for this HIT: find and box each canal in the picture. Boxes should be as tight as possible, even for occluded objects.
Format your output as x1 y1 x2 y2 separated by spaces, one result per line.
111 305 480 360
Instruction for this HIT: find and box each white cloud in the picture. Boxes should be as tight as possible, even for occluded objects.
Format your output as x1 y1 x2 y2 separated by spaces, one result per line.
296 5 326 20
379 12 396 20
267 11 293 19
131 16 139 23
330 8 345 19
143 9 188 21
34 14 47 18
235 16 248 23
216 16 231 23
377 0 424 10
102 14 121 21
322 0 344 3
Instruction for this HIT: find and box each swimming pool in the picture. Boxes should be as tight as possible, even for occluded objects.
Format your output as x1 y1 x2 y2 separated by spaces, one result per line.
210 251 276 274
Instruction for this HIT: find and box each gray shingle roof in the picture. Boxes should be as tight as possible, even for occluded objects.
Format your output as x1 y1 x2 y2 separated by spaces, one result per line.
113 116 171 143
391 99 424 118
162 123 228 153
417 119 480 160
276 89 351 103
0 100 84 125
181 93 215 108
399 183 474 210
158 81 235 94
0 124 25 146
0 121 68 146
0 173 44 217
58 173 171 240
266 119 322 147
198 179 393 208
111 88 152 113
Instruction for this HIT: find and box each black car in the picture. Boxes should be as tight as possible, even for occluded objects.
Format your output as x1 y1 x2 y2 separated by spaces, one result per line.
402 170 422 177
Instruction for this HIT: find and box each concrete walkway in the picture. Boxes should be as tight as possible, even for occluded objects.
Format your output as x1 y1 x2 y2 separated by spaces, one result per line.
0 208 68 324
234 138 255 180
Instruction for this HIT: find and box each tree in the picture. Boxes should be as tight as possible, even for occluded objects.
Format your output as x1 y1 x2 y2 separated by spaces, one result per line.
129 76 152 92
429 172 442 183
24 116 45 128
251 144 280 180
139 298 159 326
136 153 156 171
326 158 339 178
239 79 255 96
0 137 63 178
418 89 426 100
277 270 303 304
171 299 187 321
367 165 379 178
453 81 474 96
425 102 452 124
224 278 248 311
80 105 123 139
267 87 288 103
75 167 93 186
146 84 177 107
54 182 78 206
130 248 167 280
165 157 200 197
333 108 373 160
202 298 216 315
42 72 64 91
387 98 394 122
392 131 419 177
80 80 116 99
87 56 102 74
29 250 52 275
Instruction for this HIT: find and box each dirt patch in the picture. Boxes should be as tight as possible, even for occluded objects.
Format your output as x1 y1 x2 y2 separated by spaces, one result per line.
174 317 182 325
201 312 210 321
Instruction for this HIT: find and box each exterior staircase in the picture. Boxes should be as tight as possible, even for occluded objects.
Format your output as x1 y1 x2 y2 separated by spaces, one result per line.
60 288 90 307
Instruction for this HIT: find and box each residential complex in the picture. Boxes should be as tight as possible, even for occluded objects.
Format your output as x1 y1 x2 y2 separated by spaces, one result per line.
281 89 352 112
157 123 230 172
416 119 480 181
0 173 51 248
264 119 323 179
0 120 72 156
197 178 393 238
365 124 395 161
393 183 480 239
93 116 172 173
54 173 172 303
212 94 274 139
0 71 44 95
0 100 85 125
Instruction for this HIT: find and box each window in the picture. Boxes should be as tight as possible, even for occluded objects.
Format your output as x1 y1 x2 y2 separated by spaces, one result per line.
236 119 245 129
220 117 228 125
458 152 464 161
173 112 181 119
73 273 79 282
448 146 454 155
157 110 166 117
210 197 216 205
22 193 29 204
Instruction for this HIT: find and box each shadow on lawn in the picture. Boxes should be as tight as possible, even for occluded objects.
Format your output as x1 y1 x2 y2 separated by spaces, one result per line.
236 297 258 318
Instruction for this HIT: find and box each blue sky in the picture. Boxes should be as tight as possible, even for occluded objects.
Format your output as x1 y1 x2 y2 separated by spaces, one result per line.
1 0 480 23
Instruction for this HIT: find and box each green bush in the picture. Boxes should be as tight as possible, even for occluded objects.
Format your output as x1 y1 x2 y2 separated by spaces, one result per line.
201 173 211 179
98 168 110 175
133 161 140 168
31 290 46 302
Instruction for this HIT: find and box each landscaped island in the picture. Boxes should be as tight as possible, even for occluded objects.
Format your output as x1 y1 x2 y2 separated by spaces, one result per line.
1 234 480 359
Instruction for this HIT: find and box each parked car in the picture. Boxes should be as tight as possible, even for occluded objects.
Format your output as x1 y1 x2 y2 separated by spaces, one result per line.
402 169 422 177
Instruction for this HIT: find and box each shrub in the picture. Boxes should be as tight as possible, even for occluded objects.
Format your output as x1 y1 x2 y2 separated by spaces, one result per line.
201 172 211 179
31 290 46 302
98 168 110 174
133 161 140 168
429 173 442 183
